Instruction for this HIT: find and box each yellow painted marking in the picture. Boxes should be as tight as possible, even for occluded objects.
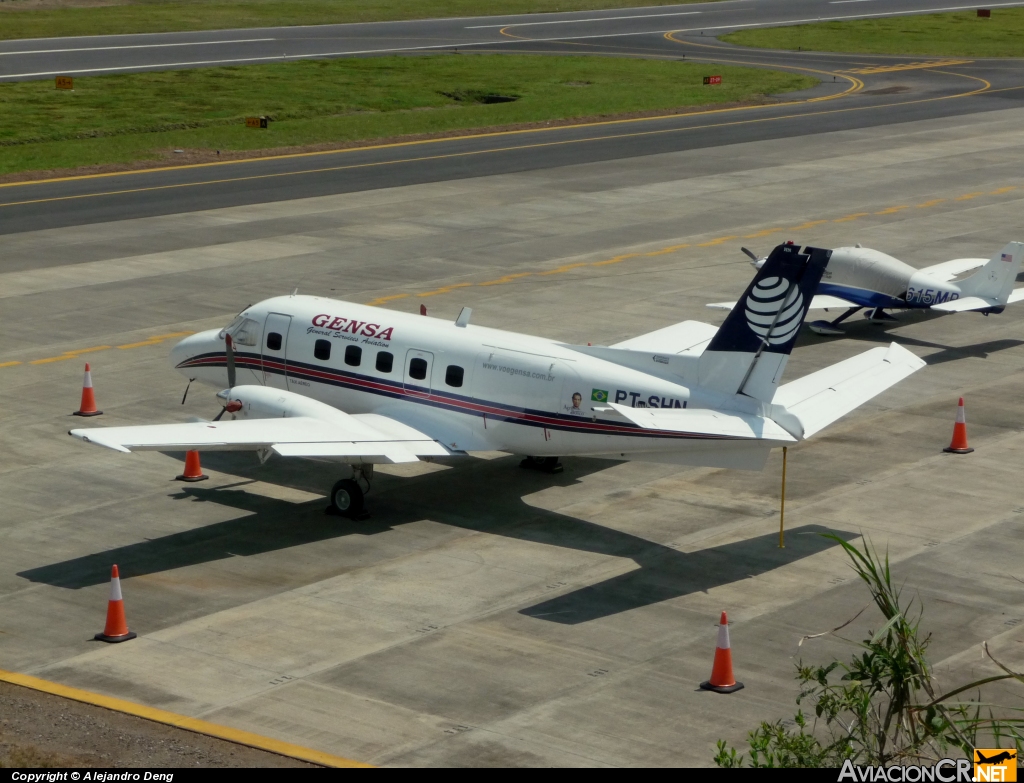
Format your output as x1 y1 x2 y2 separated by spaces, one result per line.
833 212 869 223
364 293 408 306
955 191 985 201
0 361 21 368
29 345 110 365
743 228 782 239
117 331 194 350
643 243 689 257
591 252 639 267
0 668 372 768
417 282 472 297
477 272 533 287
917 199 945 208
539 262 588 276
990 186 1017 194
875 205 908 215
842 59 971 75
697 236 738 247
789 220 828 231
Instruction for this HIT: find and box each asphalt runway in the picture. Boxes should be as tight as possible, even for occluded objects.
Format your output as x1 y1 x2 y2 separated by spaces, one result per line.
1 105 1023 766
3 0 1018 81
4 33 1024 235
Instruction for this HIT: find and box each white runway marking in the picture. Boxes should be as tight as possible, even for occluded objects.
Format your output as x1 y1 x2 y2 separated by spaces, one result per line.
465 11 700 29
0 38 275 56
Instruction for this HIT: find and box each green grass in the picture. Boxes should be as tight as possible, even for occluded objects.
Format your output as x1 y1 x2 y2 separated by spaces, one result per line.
0 0 723 40
721 10 1024 57
0 54 816 176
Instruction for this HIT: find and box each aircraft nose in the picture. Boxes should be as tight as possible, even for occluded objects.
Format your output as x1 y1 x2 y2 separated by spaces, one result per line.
170 329 222 373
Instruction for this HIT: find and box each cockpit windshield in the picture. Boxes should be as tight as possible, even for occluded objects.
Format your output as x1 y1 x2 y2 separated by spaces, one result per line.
219 316 261 346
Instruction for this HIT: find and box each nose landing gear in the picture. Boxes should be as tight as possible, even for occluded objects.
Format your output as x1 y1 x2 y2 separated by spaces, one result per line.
328 465 372 520
519 456 563 474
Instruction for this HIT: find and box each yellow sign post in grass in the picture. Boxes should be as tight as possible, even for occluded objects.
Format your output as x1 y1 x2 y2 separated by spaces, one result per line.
55 76 74 90
245 116 268 129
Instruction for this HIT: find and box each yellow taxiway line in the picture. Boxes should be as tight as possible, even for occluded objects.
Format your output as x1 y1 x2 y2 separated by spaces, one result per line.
0 668 373 768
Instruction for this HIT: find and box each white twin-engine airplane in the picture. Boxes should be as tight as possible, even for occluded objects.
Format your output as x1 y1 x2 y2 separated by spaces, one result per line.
71 243 925 518
710 242 1024 335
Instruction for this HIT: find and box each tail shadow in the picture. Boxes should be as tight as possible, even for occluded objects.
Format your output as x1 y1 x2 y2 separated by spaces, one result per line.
520 524 854 624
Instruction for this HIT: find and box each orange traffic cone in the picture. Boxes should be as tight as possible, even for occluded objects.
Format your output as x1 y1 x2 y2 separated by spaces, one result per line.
700 611 744 693
73 363 103 417
176 450 208 482
943 397 974 454
95 565 137 643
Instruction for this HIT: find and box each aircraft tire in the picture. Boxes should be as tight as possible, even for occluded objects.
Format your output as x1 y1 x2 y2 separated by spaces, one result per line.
330 478 364 517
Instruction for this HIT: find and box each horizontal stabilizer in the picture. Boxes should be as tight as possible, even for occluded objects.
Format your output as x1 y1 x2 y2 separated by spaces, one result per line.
610 320 718 354
917 257 987 282
930 296 1000 313
708 294 855 311
772 342 925 439
1007 288 1024 304
607 402 796 442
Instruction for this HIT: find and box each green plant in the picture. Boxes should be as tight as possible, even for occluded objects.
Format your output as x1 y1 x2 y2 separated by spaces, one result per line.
716 535 1024 768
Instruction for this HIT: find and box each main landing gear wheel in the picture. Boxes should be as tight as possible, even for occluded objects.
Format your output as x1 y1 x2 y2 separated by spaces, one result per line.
329 479 367 519
519 456 563 474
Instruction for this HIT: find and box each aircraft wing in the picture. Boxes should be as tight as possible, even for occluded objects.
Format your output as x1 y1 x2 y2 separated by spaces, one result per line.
930 296 1000 313
917 257 987 282
771 342 925 439
610 320 719 354
605 403 796 442
70 414 449 464
707 294 856 311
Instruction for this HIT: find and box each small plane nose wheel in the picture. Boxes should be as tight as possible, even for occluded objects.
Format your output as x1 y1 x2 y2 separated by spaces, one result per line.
519 456 563 474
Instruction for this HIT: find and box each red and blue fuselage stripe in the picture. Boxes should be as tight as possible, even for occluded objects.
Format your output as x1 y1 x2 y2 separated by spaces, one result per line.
178 351 735 441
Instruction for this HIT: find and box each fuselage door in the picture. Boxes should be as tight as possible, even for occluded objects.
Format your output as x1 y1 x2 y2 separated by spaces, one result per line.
403 349 434 398
262 313 292 390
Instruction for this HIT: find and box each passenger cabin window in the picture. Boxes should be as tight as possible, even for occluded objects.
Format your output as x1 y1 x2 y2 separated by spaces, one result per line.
266 332 282 351
376 351 393 373
408 357 427 380
345 345 362 367
445 365 464 388
314 340 331 361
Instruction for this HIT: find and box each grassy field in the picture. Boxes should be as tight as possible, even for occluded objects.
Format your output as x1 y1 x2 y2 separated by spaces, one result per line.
0 54 816 176
0 0 723 40
721 9 1024 57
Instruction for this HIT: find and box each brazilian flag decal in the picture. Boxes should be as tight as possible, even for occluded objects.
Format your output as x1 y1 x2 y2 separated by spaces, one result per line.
591 389 609 403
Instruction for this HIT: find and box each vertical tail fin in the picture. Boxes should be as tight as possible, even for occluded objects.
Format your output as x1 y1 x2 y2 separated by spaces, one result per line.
699 243 830 402
958 242 1024 304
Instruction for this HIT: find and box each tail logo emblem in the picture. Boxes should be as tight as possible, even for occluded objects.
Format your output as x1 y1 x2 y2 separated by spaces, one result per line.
744 276 805 345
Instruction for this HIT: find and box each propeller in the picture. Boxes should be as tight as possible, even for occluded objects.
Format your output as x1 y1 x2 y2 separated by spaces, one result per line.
225 333 237 389
741 246 759 263
212 333 241 421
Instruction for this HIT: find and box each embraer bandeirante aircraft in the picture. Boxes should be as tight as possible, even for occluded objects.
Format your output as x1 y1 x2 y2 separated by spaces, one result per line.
71 244 925 518
710 242 1024 335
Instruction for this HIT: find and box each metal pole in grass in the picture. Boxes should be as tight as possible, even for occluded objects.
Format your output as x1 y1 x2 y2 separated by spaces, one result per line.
779 447 787 548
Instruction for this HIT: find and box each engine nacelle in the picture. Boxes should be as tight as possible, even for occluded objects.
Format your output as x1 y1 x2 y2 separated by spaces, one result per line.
216 385 351 425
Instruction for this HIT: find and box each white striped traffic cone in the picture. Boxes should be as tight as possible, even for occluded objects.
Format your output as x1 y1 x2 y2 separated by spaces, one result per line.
94 565 137 643
73 363 103 417
700 611 744 693
943 397 974 454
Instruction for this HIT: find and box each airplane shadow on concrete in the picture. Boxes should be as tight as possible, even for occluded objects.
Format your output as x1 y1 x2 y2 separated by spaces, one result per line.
803 316 1024 366
16 453 855 623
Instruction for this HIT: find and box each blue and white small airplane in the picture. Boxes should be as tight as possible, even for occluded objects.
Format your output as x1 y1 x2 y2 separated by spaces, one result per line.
70 244 924 518
710 242 1024 335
